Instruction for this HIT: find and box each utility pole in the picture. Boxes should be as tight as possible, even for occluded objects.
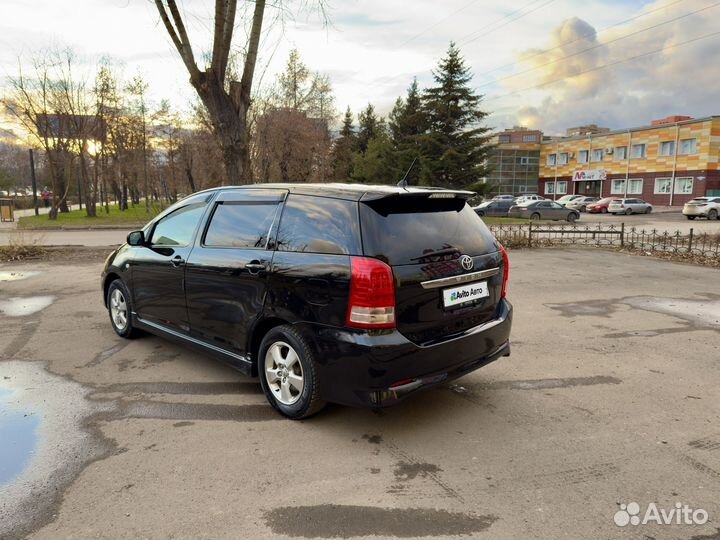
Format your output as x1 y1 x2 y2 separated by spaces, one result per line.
28 149 39 216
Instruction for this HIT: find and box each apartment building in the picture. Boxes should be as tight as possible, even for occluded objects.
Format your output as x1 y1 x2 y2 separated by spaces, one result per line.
538 116 720 205
486 127 542 195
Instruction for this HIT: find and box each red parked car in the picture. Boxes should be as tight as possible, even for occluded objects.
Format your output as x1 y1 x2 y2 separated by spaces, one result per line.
586 197 615 214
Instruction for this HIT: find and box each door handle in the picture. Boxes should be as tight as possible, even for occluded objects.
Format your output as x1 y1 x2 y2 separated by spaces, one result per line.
171 255 185 267
245 262 266 273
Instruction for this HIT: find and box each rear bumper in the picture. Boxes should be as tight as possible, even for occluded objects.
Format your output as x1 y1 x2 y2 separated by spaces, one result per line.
683 208 706 216
296 299 513 407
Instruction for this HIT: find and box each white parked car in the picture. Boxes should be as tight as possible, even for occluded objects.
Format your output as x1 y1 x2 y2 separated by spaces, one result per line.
555 194 584 207
683 197 720 220
515 194 544 204
608 198 653 215
566 196 600 212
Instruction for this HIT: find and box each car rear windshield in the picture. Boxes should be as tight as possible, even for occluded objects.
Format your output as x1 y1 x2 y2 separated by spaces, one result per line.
359 196 497 266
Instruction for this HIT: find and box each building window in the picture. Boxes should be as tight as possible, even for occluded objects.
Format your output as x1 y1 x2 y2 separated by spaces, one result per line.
615 146 628 160
674 177 693 194
631 144 646 158
611 180 626 194
522 134 538 142
545 182 554 195
591 149 603 162
628 179 643 194
558 152 569 165
547 153 557 166
578 150 589 164
519 156 538 165
659 141 675 156
679 138 697 155
498 135 511 143
556 181 568 195
654 178 672 194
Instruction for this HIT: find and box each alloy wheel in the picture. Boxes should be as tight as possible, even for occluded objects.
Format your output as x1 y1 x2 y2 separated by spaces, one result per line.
110 289 128 331
264 341 304 405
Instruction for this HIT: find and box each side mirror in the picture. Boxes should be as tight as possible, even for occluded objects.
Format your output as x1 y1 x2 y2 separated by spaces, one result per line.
127 230 145 246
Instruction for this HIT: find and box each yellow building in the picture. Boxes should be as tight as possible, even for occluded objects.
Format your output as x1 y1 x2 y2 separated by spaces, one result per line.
538 116 720 205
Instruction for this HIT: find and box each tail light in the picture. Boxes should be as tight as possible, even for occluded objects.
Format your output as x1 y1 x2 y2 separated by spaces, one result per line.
500 244 510 298
347 257 396 329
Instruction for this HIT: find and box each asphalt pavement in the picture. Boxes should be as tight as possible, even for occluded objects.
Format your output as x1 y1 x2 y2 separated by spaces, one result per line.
1 249 719 539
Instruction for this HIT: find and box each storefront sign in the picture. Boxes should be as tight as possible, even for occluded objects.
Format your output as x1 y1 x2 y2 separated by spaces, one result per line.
573 169 607 181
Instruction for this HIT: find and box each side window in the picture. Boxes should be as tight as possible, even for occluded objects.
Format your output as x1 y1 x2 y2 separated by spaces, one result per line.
276 195 361 255
204 202 279 248
150 204 206 247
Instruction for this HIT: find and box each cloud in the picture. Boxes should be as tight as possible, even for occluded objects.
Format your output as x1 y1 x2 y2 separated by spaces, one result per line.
490 0 720 133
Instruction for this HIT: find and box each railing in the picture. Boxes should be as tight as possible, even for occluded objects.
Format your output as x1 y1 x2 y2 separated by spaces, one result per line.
488 223 720 259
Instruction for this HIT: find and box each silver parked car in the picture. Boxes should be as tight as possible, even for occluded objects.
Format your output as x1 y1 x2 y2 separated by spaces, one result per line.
566 196 600 212
508 201 580 222
555 194 585 207
683 197 720 220
608 198 653 215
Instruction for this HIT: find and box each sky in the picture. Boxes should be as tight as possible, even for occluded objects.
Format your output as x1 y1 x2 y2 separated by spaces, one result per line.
1 0 719 137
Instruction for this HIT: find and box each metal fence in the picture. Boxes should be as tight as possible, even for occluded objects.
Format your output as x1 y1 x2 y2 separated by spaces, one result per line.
488 223 720 259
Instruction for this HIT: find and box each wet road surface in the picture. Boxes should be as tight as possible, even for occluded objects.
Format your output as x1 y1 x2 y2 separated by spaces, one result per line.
0 249 719 539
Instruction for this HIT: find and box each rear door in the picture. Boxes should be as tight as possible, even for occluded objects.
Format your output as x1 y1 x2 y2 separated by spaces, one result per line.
360 193 504 345
184 189 285 359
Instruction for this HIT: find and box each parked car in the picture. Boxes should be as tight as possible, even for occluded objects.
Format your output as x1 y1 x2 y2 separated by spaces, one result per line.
508 200 580 222
683 197 720 220
608 198 652 215
555 194 584 206
586 197 616 214
101 184 512 419
473 199 515 217
492 194 516 201
566 196 599 212
515 194 544 204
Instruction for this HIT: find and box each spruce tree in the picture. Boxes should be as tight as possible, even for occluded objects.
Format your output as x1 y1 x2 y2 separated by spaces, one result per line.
420 42 492 188
356 103 379 155
388 78 427 185
330 107 356 180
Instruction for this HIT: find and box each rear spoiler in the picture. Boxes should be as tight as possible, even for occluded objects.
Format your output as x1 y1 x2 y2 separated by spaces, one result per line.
359 187 476 202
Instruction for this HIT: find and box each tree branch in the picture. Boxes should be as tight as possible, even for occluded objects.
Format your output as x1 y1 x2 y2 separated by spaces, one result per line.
238 0 265 107
218 0 237 80
154 0 201 81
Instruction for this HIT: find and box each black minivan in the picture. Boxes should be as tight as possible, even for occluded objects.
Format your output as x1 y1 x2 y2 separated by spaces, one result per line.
101 184 512 418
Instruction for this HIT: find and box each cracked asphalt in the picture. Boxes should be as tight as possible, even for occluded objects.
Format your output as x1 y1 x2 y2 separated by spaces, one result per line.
1 248 719 540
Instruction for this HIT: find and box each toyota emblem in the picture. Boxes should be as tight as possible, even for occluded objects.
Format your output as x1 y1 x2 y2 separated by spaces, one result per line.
460 255 474 271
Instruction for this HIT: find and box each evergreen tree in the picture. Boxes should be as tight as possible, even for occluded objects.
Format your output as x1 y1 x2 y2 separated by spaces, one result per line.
388 78 427 185
330 107 356 180
420 43 492 188
351 123 396 185
356 103 379 155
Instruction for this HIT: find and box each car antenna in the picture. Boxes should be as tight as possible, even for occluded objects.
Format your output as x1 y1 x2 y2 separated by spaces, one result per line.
396 157 417 189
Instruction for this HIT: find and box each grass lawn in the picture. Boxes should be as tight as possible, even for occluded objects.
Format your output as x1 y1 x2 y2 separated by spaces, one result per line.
18 203 163 229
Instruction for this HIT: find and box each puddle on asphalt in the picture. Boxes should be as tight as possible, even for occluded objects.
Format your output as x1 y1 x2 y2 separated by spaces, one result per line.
0 362 110 540
0 296 55 317
0 271 40 282
0 387 40 485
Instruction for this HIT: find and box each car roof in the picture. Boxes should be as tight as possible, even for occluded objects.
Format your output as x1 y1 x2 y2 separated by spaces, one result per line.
194 183 474 202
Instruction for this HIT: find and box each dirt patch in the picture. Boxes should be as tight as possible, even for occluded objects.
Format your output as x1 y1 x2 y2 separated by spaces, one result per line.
263 504 497 538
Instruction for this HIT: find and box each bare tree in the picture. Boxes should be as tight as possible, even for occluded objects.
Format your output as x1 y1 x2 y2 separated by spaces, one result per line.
153 0 266 184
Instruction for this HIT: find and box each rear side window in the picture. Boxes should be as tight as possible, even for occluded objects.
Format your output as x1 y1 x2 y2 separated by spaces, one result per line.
276 195 361 255
204 202 279 248
360 197 497 266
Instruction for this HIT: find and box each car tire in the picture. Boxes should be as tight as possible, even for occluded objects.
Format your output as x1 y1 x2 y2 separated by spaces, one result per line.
625 208 633 215
477 211 485 217
645 206 652 214
107 280 140 339
258 325 326 420
601 207 608 214
686 215 696 220
530 213 541 220
709 209 718 220
580 205 586 212
567 213 578 223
